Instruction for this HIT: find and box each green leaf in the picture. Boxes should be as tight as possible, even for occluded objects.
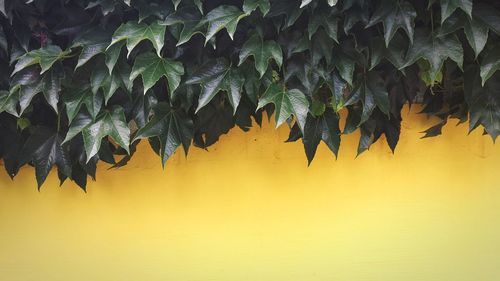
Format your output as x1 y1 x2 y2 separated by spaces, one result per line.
0 90 19 116
256 83 309 131
130 52 184 96
71 29 110 69
164 6 204 46
302 109 341 164
308 11 339 42
243 0 270 16
133 103 193 166
202 5 247 43
463 18 488 58
438 0 472 23
239 34 283 78
401 29 463 84
367 0 416 46
464 67 500 141
82 107 130 161
105 41 125 74
63 111 93 144
480 46 500 86
108 21 166 57
19 127 71 188
12 45 70 75
345 71 389 125
474 3 500 36
64 86 103 123
91 63 132 104
186 58 244 114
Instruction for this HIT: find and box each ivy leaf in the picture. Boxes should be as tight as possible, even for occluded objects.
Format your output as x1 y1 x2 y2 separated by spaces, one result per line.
105 41 124 74
464 67 500 141
302 109 341 164
91 63 132 104
186 58 244 114
64 86 103 123
480 46 500 86
438 0 472 23
401 29 463 84
268 0 304 28
13 68 63 114
12 45 70 75
239 34 283 78
202 5 247 43
71 29 110 69
164 6 204 46
463 18 488 58
108 21 166 57
440 13 488 57
367 0 416 46
82 107 130 161
308 11 339 42
345 71 389 125
256 83 309 131
63 111 93 144
243 0 270 16
0 90 19 116
133 103 193 166
130 52 184 96
474 3 500 36
19 127 71 188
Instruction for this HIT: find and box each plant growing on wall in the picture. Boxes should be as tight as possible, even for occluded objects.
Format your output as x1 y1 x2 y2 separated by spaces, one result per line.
0 0 499 190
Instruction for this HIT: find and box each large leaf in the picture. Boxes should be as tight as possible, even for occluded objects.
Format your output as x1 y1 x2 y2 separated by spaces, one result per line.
13 45 70 75
19 127 71 188
243 0 270 16
401 29 463 84
238 34 283 78
437 0 472 23
82 107 130 161
367 0 416 46
108 21 166 57
91 63 132 103
186 58 244 113
345 71 390 125
133 103 193 166
464 67 500 141
256 83 309 131
202 5 247 43
130 52 184 96
302 109 341 164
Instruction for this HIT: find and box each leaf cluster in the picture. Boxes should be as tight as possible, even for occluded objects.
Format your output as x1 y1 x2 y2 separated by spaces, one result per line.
0 0 500 190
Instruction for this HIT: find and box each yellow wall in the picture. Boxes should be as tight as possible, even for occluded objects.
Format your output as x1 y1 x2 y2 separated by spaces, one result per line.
1 106 500 281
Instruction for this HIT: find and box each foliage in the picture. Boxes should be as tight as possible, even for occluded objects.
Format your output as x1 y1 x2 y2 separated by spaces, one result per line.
0 0 500 190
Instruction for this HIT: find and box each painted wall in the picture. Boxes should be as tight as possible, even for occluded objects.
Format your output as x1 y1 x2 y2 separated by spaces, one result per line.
1 106 500 281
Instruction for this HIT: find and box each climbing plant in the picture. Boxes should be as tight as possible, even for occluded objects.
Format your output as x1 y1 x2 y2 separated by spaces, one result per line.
0 0 499 190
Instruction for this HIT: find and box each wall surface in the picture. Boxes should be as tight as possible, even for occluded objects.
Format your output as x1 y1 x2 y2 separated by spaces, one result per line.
1 106 500 281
